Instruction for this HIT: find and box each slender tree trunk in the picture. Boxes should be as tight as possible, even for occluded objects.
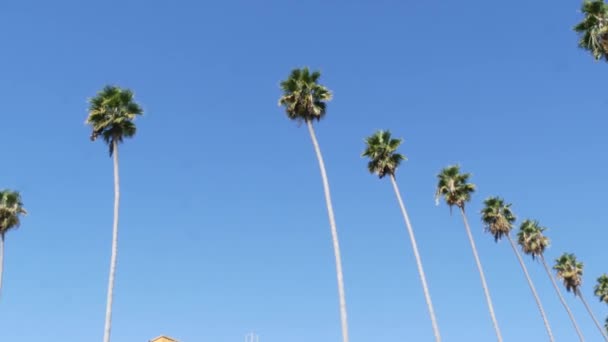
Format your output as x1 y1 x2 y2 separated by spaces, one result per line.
506 235 554 341
306 119 349 342
540 255 585 341
577 289 608 341
459 207 503 342
390 175 441 341
103 141 120 342
0 233 4 298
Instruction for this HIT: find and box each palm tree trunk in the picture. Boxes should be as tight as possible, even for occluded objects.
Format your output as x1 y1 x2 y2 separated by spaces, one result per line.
103 140 120 342
506 235 554 341
577 289 608 341
0 233 4 298
540 255 585 341
306 119 349 342
459 207 503 342
390 175 441 341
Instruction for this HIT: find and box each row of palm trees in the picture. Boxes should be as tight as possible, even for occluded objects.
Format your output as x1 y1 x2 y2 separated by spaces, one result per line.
574 0 608 340
367 139 608 342
2 4 608 336
277 67 608 342
0 67 606 342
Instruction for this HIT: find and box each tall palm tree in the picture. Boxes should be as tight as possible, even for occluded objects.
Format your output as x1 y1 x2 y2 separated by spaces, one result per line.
0 190 27 298
596 274 608 337
86 85 143 342
574 0 608 61
595 274 608 303
278 67 349 342
362 130 441 341
481 198 554 341
518 220 585 341
435 165 502 341
554 253 608 340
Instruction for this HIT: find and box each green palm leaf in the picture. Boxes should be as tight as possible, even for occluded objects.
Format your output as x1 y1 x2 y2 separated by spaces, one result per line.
481 197 515 242
595 274 608 303
86 85 143 155
517 220 550 260
0 190 27 235
362 130 406 178
574 0 608 61
278 67 332 123
554 253 584 294
435 165 475 211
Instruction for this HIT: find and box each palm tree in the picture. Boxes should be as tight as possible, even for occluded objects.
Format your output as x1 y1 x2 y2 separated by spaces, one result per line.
278 67 349 342
86 85 143 342
0 190 27 298
481 198 554 341
435 165 502 341
554 253 608 340
574 0 608 61
518 220 585 341
362 130 441 341
595 274 608 303
596 275 608 337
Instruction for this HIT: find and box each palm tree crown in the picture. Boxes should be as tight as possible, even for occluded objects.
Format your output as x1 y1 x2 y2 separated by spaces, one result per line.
0 190 27 235
595 274 608 303
517 220 550 260
362 130 406 179
481 197 516 242
435 165 475 210
554 253 584 294
574 0 608 61
86 85 143 155
278 67 332 123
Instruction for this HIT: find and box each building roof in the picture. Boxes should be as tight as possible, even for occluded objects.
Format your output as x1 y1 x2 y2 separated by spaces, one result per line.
149 336 179 342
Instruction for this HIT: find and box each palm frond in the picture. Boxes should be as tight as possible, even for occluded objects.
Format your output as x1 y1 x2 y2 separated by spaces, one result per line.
481 197 515 242
517 219 550 259
594 274 608 303
362 130 406 179
0 190 27 236
85 85 144 155
574 0 608 61
554 253 584 295
278 67 332 123
435 165 475 210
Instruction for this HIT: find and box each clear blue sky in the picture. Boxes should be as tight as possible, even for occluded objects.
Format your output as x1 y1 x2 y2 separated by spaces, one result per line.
1 0 606 341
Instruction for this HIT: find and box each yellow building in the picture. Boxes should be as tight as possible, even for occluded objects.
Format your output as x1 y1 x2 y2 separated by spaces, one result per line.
149 336 179 342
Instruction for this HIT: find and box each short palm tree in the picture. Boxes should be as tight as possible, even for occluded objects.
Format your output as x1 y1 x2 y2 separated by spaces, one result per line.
574 0 608 61
554 253 608 340
435 165 502 341
278 67 349 342
481 198 553 341
86 85 143 342
518 220 584 341
362 130 441 341
0 190 27 298
595 274 608 303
